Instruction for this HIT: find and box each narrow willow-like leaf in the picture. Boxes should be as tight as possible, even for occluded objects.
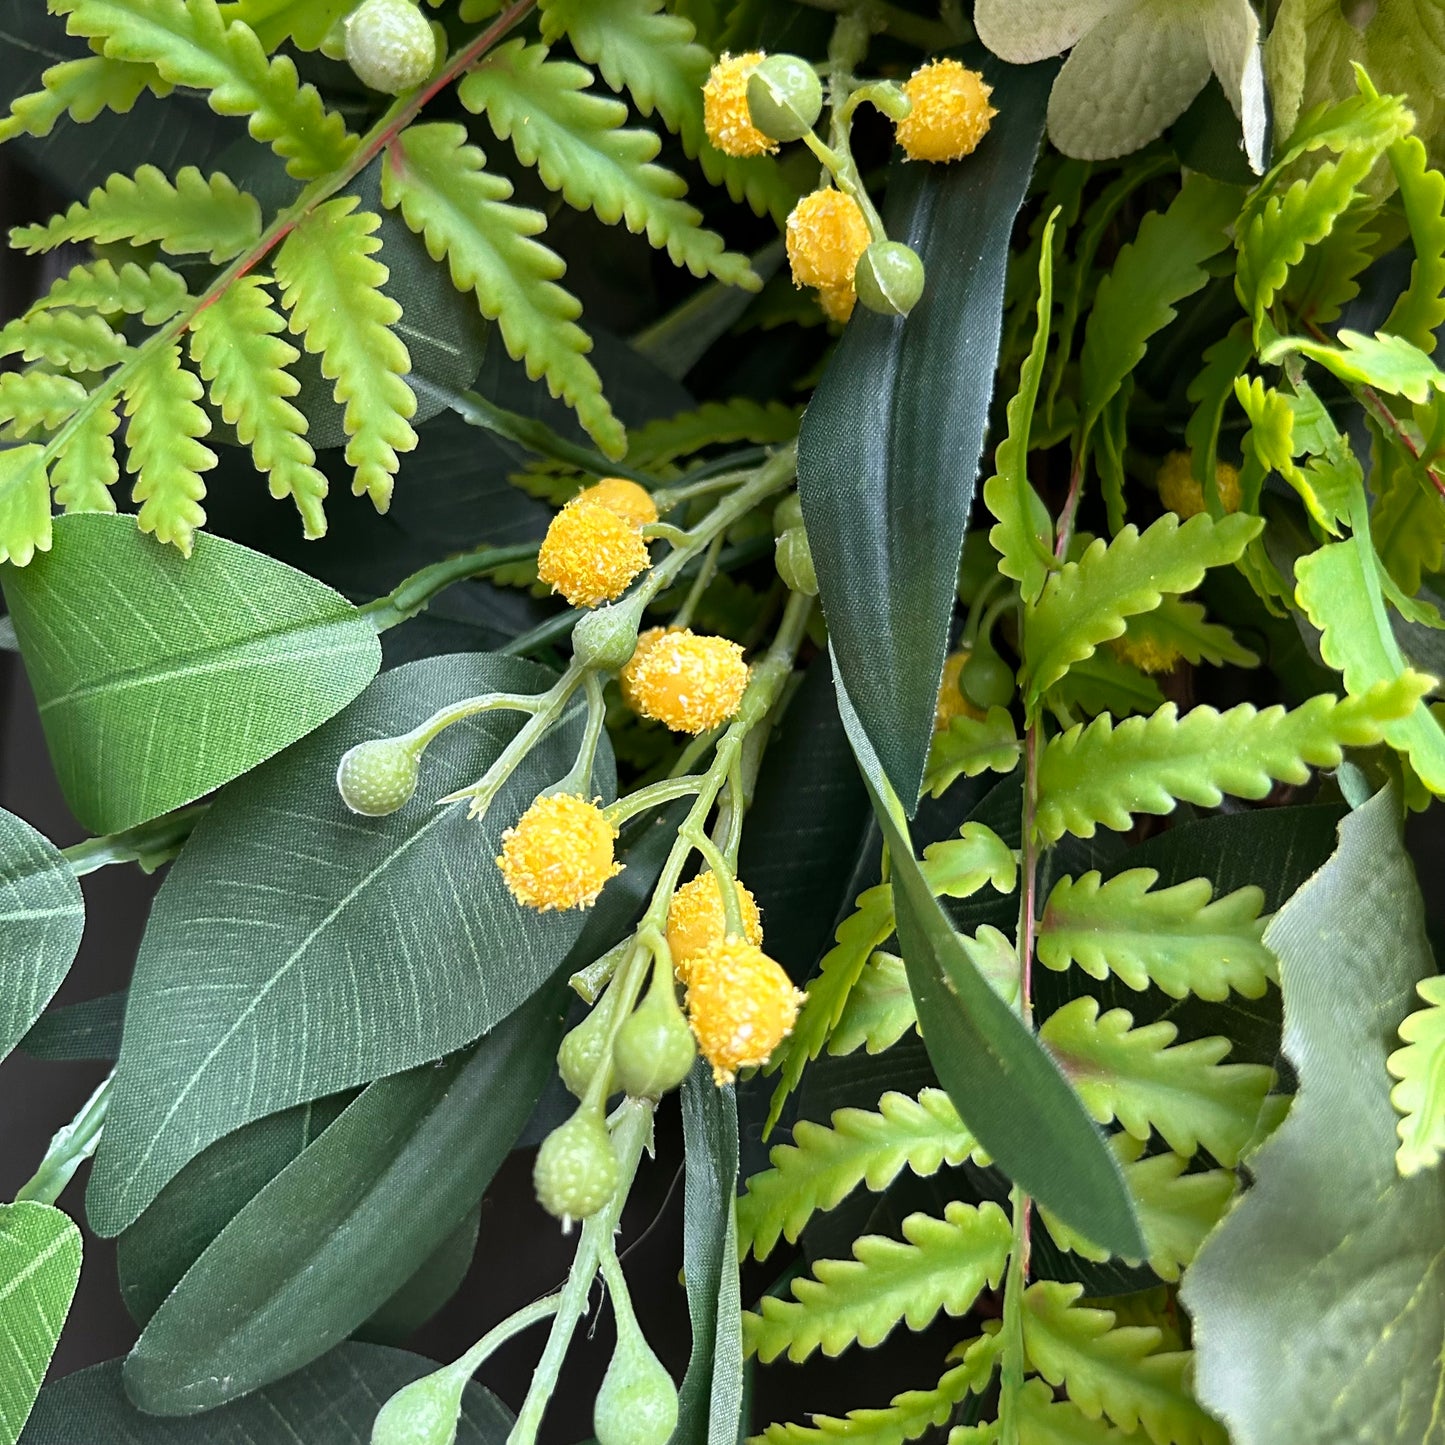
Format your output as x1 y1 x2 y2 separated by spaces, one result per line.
0 54 168 143
1040 997 1273 1166
743 1201 1012 1364
381 122 623 460
0 373 86 441
1385 132 1445 352
274 197 418 511
50 399 120 514
27 259 188 326
0 446 54 567
1387 974 1445 1175
924 707 1021 797
0 310 130 374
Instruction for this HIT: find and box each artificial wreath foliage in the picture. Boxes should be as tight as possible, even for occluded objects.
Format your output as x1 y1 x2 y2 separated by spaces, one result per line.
1 2 1444 1444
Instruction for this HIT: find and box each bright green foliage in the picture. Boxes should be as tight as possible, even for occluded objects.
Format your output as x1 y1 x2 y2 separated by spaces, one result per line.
828 953 914 1057
62 0 356 178
274 197 418 512
0 448 52 571
50 400 121 514
0 309 129 374
1033 679 1427 843
1371 438 1445 594
743 1201 1012 1364
1040 998 1274 1166
1386 973 1445 1175
1012 1379 1130 1445
1049 651 1166 720
738 1089 980 1261
27 259 189 325
924 708 1021 797
1024 513 1261 700
1270 327 1445 404
216 0 354 50
461 42 755 290
1038 868 1273 1001
1183 322 1252 495
1385 132 1445 353
120 340 217 553
0 372 87 440
0 54 168 143
1022 1282 1225 1445
381 122 624 460
188 275 329 539
10 164 262 263
1280 196 1379 328
1234 375 1356 532
1116 599 1258 670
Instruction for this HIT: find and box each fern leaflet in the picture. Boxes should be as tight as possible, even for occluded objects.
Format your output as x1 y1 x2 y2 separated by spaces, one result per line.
828 952 916 1057
743 1201 1012 1364
0 55 168 143
1385 132 1445 353
0 446 54 567
626 398 801 470
1050 651 1166 720
1280 195 1380 328
0 310 130 374
924 707 1021 798
1116 598 1258 670
51 400 121 515
1013 1379 1132 1445
1387 973 1445 1176
0 372 88 439
27 259 189 326
1372 438 1445 594
216 0 353 51
1182 321 1252 495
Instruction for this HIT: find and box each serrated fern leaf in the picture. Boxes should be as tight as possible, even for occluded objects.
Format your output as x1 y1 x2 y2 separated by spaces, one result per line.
0 372 87 440
1050 651 1165 721
1022 1282 1225 1445
51 399 121 514
10 164 261 264
62 0 355 179
381 122 623 460
1387 973 1445 1176
758 1335 1000 1445
739 1089 980 1262
0 310 130 374
1372 440 1445 594
1117 598 1258 670
744 1201 1012 1364
274 197 417 511
626 398 801 470
217 0 353 51
461 41 757 290
0 445 54 566
189 274 328 539
121 340 217 553
1024 513 1262 700
829 952 915 1057
28 259 189 326
1033 679 1426 844
0 55 168 144
924 707 1021 798
1040 996 1273 1165
1385 133 1445 353
1233 374 1352 532
1014 1378 1131 1445
1038 868 1272 1002
1183 320 1252 494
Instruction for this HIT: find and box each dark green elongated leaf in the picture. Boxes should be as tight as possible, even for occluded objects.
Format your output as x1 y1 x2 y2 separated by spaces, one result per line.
20 991 126 1063
673 1066 743 1445
124 979 565 1413
88 653 611 1237
0 1203 81 1445
355 1209 480 1347
1182 788 1444 1445
0 807 84 1063
796 54 1052 810
20 1344 510 1444
2 514 382 834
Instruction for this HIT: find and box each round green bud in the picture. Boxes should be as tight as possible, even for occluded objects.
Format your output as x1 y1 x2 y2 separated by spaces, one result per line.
594 1324 679 1445
534 1107 620 1223
745 54 823 143
557 1005 614 1099
772 491 804 536
336 737 419 816
612 982 696 1099
775 528 818 596
572 599 643 673
855 241 926 318
344 0 437 95
960 649 1015 710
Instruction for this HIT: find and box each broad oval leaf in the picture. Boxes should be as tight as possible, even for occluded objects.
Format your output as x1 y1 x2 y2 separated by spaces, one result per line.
0 807 84 1064
88 652 613 1236
0 1202 82 1445
1 513 382 833
20 1344 510 1444
796 54 1052 810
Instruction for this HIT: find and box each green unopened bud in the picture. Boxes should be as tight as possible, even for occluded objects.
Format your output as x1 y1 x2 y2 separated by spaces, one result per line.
534 1106 619 1223
336 737 420 816
746 54 823 142
612 975 696 1099
344 0 437 94
573 597 644 672
855 240 926 318
558 1004 614 1099
595 1267 679 1445
772 491 804 535
960 646 1015 710
775 528 818 596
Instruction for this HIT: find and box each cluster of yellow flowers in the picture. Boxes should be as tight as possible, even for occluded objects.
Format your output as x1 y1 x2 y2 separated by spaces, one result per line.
537 477 657 608
1156 451 1243 520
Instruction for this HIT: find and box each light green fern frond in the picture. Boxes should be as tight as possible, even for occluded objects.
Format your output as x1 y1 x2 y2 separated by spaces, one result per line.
0 310 130 374
738 1089 980 1262
0 446 53 567
1040 997 1273 1165
188 274 329 539
1281 194 1381 329
1233 375 1353 533
1022 1282 1225 1445
1183 321 1252 494
626 398 801 470
829 952 915 1057
10 164 262 263
1048 652 1166 721
27 259 189 326
1038 868 1272 1002
743 1202 1012 1364
924 708 1021 797
1116 598 1258 671
0 55 169 143
1024 513 1262 701
921 824 1018 899
1033 679 1427 843
1387 973 1445 1176
51 400 120 514
273 196 417 511
0 372 88 439
1372 438 1445 594
62 0 356 178
1385 132 1445 353
381 122 624 460
1013 1378 1131 1444
462 41 757 290
121 340 218 553
217 0 354 51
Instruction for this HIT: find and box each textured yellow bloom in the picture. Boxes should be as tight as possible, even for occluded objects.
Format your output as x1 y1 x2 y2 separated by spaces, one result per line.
618 625 673 713
703 51 777 157
537 498 651 609
1156 452 1242 520
896 59 996 162
816 283 857 324
580 476 659 529
1110 633 1183 675
666 872 764 985
625 628 750 734
935 650 986 730
686 937 804 1084
498 793 621 911
786 189 870 291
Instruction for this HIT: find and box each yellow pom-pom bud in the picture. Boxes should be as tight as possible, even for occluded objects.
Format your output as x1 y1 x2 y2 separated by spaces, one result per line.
786 189 870 291
619 626 673 713
666 872 764 985
816 283 857 324
538 498 651 609
1110 633 1184 675
498 793 621 911
1156 452 1242 519
624 629 750 734
935 650 986 730
580 477 659 529
686 937 804 1084
703 51 777 158
896 59 996 163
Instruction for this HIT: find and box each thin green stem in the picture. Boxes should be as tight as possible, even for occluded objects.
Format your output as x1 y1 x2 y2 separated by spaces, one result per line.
450 1293 563 1381
555 670 608 796
651 467 754 514
361 542 540 632
997 1184 1030 1445
404 690 548 752
604 775 708 827
16 1074 112 1205
61 802 208 877
673 531 724 631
